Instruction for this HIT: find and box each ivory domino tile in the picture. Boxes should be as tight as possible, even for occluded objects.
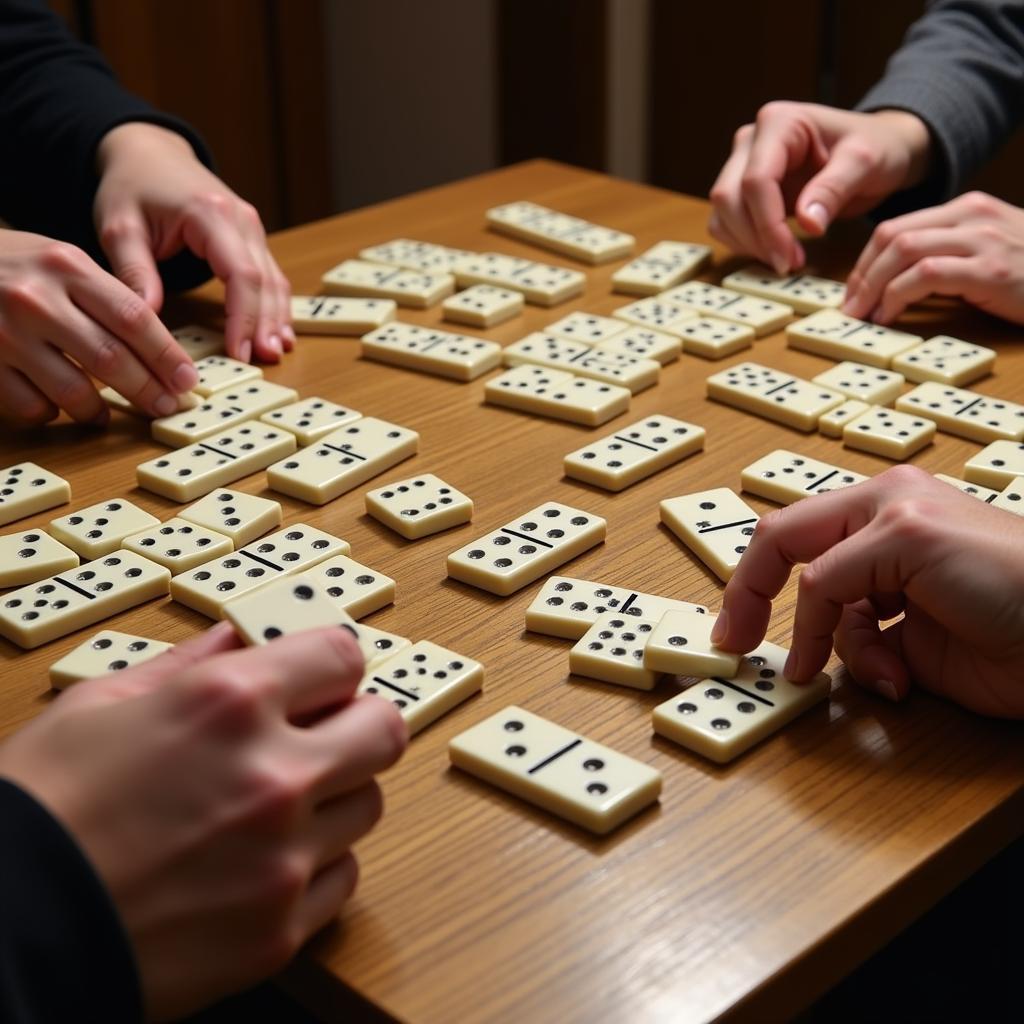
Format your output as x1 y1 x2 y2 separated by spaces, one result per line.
49 630 173 691
260 397 362 445
49 499 160 559
721 265 845 313
179 489 282 547
364 473 473 540
486 201 635 264
895 381 1024 444
361 322 502 381
742 449 868 505
0 463 71 528
662 282 792 336
890 335 995 386
191 356 262 397
706 362 843 431
643 608 740 678
0 529 79 589
842 406 935 460
811 361 904 405
321 259 454 308
442 284 523 328
786 310 920 368
963 441 1024 490
121 518 234 574
818 399 872 438
484 365 631 427
659 488 758 582
675 317 755 360
611 241 711 296
569 613 660 690
503 333 660 394
451 252 585 307
290 295 396 335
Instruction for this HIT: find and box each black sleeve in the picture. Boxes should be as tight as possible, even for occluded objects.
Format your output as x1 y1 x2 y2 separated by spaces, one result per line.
0 778 142 1023
0 0 213 292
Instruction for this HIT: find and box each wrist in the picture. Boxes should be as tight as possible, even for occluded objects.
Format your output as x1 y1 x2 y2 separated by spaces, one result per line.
96 122 195 177
871 109 933 188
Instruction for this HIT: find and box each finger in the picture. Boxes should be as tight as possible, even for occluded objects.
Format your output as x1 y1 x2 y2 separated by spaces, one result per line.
98 209 164 309
834 601 911 702
15 341 107 423
873 255 993 324
0 364 58 425
292 852 359 941
709 127 770 262
795 134 884 237
867 590 907 621
250 241 282 363
707 210 746 257
308 782 383 869
270 256 293 353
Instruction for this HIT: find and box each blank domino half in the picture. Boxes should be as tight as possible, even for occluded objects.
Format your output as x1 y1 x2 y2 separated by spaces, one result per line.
451 252 585 307
895 381 1024 444
662 282 792 336
643 608 740 678
178 489 282 548
361 322 502 381
0 463 71 528
290 295 396 334
0 529 79 588
484 365 631 427
659 488 758 582
721 265 845 313
964 441 1024 490
891 335 995 386
49 499 160 559
786 310 920 368
611 241 711 296
706 362 843 431
49 630 173 691
449 705 661 834
485 201 635 264
569 613 660 690
364 473 473 540
321 259 454 308
742 450 868 505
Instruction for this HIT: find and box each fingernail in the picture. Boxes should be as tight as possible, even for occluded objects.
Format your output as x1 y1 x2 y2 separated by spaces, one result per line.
172 363 199 392
711 610 728 646
806 201 829 231
154 393 178 417
876 678 900 702
281 325 296 343
269 334 282 356
784 651 799 679
239 339 252 363
772 255 788 276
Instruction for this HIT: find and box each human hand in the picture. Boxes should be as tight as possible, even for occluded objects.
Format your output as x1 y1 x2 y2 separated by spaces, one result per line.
94 122 294 364
843 191 1024 325
0 622 407 1021
710 466 1024 718
709 103 932 275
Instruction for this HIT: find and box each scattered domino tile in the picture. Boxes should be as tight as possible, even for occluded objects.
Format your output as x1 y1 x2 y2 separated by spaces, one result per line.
934 474 1000 502
842 406 935 460
895 381 1024 444
0 463 71 528
675 317 755 360
302 555 396 619
486 201 635 264
611 241 711 296
662 282 792 336
786 310 920 368
447 502 605 597
596 325 681 365
121 518 234 574
361 322 502 381
359 238 474 274
503 333 660 394
644 608 740 678
525 576 708 640
321 259 454 308
659 488 758 582
358 640 484 735
963 441 1024 490
442 284 524 328
742 449 868 505
545 312 627 344
99 385 197 417
569 613 660 690
0 551 170 650
818 399 872 438
449 704 661 834
721 265 846 313
811 361 904 405
612 297 696 332
563 415 705 492
266 417 419 505
0 530 79 588
290 295 396 335
484 365 631 427
179 489 282 548
171 325 224 361
365 473 473 539
992 477 1024 516
137 423 296 503
191 356 263 397
49 499 160 559
451 252 585 307
49 630 172 691
890 335 996 386
260 397 362 445
706 362 843 432
652 640 831 763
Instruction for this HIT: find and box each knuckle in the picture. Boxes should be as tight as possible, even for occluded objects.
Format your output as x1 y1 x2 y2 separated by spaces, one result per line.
872 222 896 248
976 223 1002 245
984 256 1011 283
753 508 786 543
2 280 46 316
89 334 123 379
113 293 152 334
53 376 98 414
915 256 942 281
39 241 89 275
842 141 881 173
11 396 56 426
733 122 755 147
891 233 919 259
756 100 793 126
740 170 770 197
963 190 995 216
194 190 233 217
236 261 264 290
98 217 139 248
187 667 263 727
878 495 938 542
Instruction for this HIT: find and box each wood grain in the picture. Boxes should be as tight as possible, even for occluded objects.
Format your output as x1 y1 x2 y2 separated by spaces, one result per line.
2 160 1022 1023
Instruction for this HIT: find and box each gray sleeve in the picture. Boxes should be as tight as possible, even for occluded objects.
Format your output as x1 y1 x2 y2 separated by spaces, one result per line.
856 0 1024 208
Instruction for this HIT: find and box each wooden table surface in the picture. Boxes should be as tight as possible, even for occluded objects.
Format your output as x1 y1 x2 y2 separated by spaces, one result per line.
2 160 1022 1024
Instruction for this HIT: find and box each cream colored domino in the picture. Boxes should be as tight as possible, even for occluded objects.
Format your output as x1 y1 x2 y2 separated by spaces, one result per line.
170 523 349 619
662 282 792 336
49 630 172 691
451 252 585 307
842 406 935 460
449 704 661 834
644 608 740 678
964 440 1024 490
191 356 263 397
563 415 705 492
891 335 995 386
359 238 474 273
447 502 605 597
503 333 660 394
179 489 282 547
122 518 233 574
266 417 419 505
49 499 160 559
525 575 709 641
352 624 411 670
100 385 197 417
171 324 223 360
706 362 844 431
596 325 681 365
0 463 71 528
0 529 79 588
895 381 1024 443
364 473 473 540
484 365 631 427
652 640 831 763
786 310 921 368
486 201 635 265
359 640 483 735
302 555 396 619
545 312 627 344
818 399 872 438
611 241 711 296
742 449 868 505
321 259 453 308
934 474 1000 502
137 423 296 503
676 316 755 360
442 284 523 328
612 297 696 332
0 551 170 650
721 265 845 313
992 477 1024 516
812 361 904 405
260 397 362 445
224 573 359 641
569 613 660 690
290 295 396 335
361 322 502 382
659 488 758 583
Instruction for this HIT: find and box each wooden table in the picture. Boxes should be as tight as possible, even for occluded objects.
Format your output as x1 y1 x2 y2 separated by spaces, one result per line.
2 160 1022 1023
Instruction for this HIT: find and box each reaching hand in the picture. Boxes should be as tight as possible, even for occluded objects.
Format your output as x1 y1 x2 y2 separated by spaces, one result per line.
711 466 1024 718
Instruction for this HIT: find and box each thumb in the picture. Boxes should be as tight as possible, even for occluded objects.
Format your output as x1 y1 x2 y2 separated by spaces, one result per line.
795 137 880 236
98 212 164 311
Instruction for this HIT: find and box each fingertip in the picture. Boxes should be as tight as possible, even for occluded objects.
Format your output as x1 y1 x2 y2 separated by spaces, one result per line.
798 200 830 236
710 608 728 646
238 338 252 363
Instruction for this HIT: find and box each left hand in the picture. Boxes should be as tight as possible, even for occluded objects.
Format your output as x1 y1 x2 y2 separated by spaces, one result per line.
93 122 294 364
843 191 1024 326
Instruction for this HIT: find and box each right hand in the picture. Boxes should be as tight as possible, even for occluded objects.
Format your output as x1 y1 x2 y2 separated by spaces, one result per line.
709 103 933 275
0 622 407 1021
0 228 199 425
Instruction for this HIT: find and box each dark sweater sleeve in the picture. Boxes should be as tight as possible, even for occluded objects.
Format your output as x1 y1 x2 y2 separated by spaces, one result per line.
0 778 142 1023
0 0 213 292
855 0 1024 216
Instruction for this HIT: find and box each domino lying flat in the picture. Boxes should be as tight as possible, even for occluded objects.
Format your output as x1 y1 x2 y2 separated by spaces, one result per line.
451 252 585 306
504 333 660 394
659 488 759 582
179 489 282 548
171 325 224 360
484 365 631 427
563 415 705 492
545 311 627 345
321 259 454 308
811 361 904 405
706 362 843 431
301 555 396 619
365 473 473 540
818 399 871 438
49 629 172 691
611 241 711 296
721 265 846 313
191 356 262 397
261 397 362 445
290 296 396 335
662 282 792 336
934 474 1000 502
742 450 868 505
0 463 70 528
675 317 755 360
569 613 661 690
596 325 681 365
890 335 995 386
447 502 605 596
442 284 524 328
358 238 475 273
842 406 935 460
0 529 78 588
964 440 1024 490
895 381 1024 444
786 310 920 368
643 608 740 678
612 296 696 332
486 201 635 264
0 551 171 650
100 386 197 417
992 477 1024 516
49 499 160 559
449 705 661 834
361 322 502 381
652 640 831 763
121 518 234 574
